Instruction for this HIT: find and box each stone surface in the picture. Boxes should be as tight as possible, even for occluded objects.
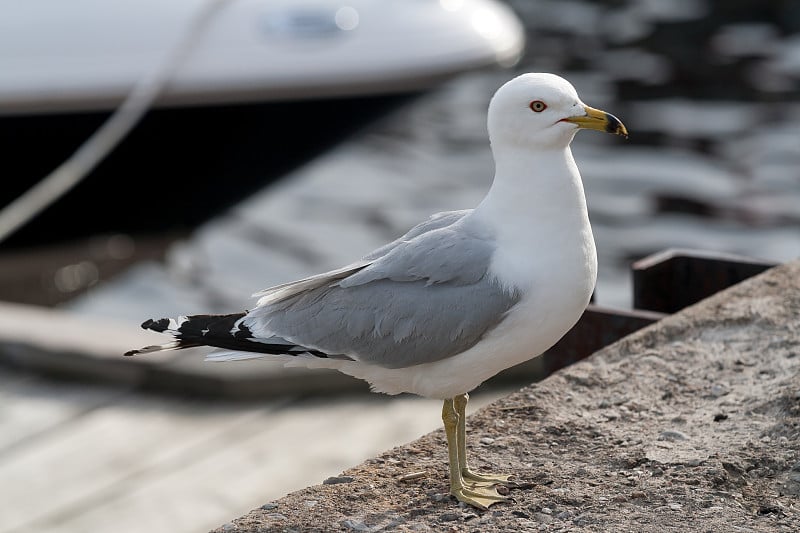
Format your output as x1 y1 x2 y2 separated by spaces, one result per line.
213 261 800 532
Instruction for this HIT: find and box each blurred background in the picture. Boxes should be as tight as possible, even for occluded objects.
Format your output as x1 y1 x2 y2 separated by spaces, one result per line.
1 0 799 532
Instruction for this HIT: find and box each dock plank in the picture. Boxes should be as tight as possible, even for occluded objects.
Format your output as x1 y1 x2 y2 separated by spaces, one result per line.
4 391 506 533
39 396 446 533
0 370 125 454
0 390 284 533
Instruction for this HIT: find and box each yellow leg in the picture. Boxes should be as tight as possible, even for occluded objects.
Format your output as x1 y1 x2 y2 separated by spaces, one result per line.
454 393 513 487
442 398 509 510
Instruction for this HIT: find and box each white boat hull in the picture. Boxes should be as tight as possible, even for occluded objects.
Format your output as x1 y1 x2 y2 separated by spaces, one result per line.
0 0 524 114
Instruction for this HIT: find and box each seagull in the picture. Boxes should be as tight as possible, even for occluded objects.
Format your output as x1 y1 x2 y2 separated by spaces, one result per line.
125 73 628 510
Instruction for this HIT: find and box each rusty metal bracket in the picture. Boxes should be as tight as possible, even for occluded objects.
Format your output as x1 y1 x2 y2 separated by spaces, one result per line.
632 248 777 314
537 304 666 376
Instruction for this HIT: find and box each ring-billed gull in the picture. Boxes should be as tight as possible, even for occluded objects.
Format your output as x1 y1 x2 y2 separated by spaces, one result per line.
126 73 628 509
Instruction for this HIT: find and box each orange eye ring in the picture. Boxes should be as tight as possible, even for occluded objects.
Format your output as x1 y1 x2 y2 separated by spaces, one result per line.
529 100 547 112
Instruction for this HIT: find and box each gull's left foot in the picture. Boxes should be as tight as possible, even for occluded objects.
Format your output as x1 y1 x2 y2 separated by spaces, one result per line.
443 396 514 511
462 468 513 488
451 483 510 510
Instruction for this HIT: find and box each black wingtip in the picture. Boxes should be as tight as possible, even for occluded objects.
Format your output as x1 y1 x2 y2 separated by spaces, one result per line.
123 341 181 357
141 318 170 332
124 344 160 356
124 345 156 356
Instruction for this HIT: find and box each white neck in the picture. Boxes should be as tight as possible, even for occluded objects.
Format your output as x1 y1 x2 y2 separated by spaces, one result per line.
475 144 588 227
471 143 596 292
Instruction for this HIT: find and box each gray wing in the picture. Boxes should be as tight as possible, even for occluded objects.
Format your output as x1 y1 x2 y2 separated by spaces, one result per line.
243 211 520 369
251 210 471 306
362 209 473 261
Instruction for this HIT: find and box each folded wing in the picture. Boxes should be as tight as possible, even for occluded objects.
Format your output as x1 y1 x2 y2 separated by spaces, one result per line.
244 211 520 368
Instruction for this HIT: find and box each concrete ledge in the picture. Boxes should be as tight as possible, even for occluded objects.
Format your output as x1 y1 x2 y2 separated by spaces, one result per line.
215 260 800 532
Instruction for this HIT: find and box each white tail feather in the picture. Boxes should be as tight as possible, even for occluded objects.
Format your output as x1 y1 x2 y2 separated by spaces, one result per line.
205 350 270 362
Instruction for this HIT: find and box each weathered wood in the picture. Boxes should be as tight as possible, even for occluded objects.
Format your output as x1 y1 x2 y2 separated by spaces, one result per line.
0 365 506 533
0 373 124 455
0 390 282 533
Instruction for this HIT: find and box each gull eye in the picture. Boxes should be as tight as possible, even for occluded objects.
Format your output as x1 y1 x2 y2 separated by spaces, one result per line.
529 100 547 112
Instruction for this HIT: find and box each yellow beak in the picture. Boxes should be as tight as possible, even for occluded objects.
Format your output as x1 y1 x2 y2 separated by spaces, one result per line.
562 105 628 138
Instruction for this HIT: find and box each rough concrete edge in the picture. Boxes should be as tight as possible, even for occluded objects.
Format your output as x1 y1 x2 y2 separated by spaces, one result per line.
601 257 797 359
213 259 800 531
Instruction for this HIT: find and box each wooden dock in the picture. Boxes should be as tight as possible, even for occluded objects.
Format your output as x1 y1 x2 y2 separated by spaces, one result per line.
0 357 511 532
0 301 514 532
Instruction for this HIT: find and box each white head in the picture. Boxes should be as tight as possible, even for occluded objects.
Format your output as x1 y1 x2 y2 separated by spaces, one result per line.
487 73 627 150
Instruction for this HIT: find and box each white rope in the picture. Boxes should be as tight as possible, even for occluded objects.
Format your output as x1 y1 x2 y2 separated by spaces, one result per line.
0 0 231 243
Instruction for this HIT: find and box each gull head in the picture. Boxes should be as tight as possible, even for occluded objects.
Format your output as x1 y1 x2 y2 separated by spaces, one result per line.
487 73 628 150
